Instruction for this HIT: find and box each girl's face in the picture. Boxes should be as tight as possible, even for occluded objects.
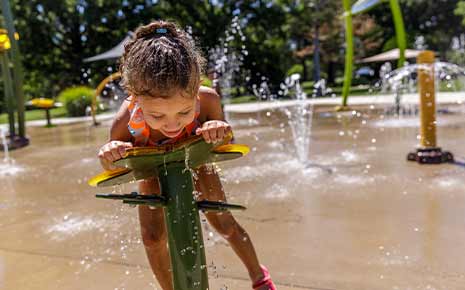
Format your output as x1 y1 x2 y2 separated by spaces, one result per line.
137 91 197 138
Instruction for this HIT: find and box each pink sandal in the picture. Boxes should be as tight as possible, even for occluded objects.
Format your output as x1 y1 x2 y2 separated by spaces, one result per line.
252 265 277 290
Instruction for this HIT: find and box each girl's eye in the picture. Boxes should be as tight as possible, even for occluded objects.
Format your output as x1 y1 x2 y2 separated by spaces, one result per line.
179 110 191 115
152 115 164 119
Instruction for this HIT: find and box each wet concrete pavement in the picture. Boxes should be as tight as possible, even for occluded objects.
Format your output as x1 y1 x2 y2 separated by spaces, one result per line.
1 105 465 290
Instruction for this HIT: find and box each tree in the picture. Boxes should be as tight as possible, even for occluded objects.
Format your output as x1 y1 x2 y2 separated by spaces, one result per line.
367 0 462 60
280 0 342 84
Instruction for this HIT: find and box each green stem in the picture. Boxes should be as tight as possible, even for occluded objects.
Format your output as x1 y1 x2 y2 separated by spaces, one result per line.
389 0 406 68
342 0 354 107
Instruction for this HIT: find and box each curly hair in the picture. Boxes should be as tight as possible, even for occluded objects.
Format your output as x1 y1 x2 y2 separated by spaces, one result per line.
119 20 206 98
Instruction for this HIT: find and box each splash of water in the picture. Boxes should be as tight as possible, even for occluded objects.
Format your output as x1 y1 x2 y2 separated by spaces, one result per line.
183 146 198 181
280 74 313 164
0 128 24 177
379 62 393 94
312 78 333 97
208 16 248 120
1 128 9 162
93 66 128 112
379 62 465 115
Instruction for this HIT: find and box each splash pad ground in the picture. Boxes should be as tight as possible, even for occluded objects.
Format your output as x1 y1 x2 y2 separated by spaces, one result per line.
1 100 465 290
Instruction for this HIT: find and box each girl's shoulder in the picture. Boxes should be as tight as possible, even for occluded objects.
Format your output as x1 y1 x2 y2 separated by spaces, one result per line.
198 86 220 102
198 86 224 122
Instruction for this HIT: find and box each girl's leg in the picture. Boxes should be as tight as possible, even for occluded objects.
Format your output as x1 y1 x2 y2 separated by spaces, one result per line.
194 165 267 287
138 177 173 290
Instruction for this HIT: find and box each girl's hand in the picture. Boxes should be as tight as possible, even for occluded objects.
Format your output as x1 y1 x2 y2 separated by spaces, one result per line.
196 120 231 143
98 141 133 171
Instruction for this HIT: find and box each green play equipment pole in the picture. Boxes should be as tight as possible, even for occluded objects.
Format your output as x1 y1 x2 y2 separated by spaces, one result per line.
1 0 26 139
159 162 208 290
89 136 249 290
341 0 354 108
350 0 406 68
389 0 406 68
0 52 15 137
340 0 407 109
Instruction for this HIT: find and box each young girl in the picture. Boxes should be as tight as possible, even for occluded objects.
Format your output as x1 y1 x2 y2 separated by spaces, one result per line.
98 20 276 290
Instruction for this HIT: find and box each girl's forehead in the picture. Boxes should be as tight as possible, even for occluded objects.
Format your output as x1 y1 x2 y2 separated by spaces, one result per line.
139 94 196 111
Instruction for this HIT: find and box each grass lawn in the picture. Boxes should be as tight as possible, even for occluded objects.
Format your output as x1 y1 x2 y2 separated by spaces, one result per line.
0 106 68 124
227 95 257 104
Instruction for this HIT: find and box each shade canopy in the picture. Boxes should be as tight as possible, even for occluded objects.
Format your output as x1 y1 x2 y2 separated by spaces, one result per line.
83 32 133 63
351 0 383 15
357 48 430 63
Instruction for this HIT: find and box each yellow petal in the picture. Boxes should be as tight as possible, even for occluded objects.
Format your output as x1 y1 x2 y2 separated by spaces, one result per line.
88 168 131 187
213 144 250 156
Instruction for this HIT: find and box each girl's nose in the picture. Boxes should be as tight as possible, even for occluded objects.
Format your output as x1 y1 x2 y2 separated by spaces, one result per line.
164 119 181 130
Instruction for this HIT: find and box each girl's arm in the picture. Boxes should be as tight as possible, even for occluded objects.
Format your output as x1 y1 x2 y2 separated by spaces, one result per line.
98 99 133 170
109 99 133 141
198 86 225 122
197 86 230 143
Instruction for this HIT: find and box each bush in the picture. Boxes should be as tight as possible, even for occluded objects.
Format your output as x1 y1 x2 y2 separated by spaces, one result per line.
286 64 303 76
58 86 94 117
201 75 213 88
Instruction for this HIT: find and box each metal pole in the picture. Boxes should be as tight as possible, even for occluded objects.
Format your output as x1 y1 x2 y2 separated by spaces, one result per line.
417 51 436 148
1 0 26 139
313 24 321 96
407 50 453 164
313 0 322 95
45 108 52 127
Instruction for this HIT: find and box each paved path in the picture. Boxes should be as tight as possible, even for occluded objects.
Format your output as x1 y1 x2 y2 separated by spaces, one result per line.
225 92 465 113
1 91 464 130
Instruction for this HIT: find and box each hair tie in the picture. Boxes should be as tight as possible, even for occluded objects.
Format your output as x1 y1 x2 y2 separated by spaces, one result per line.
156 28 167 34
